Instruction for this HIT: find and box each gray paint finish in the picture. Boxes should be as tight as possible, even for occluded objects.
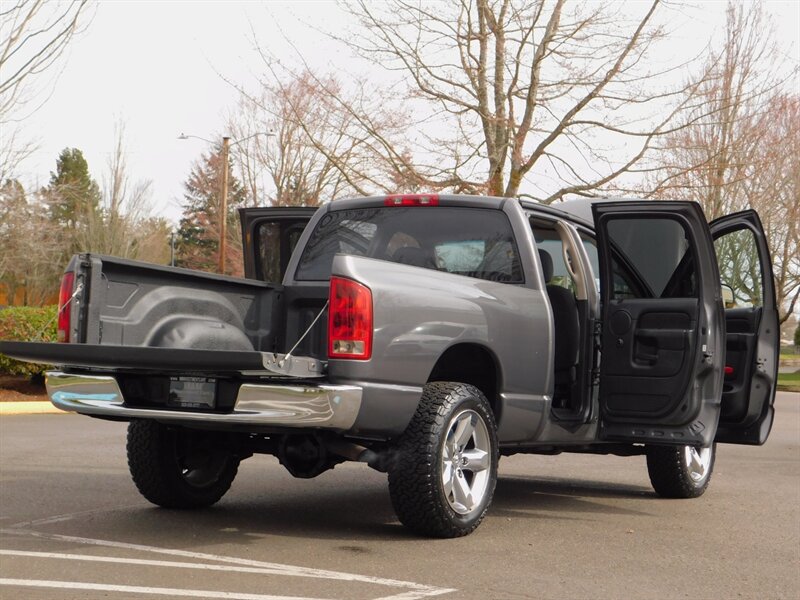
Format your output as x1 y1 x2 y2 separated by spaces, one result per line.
329 253 553 442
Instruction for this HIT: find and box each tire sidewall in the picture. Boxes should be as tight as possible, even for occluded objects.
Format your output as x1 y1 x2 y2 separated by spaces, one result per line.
164 426 237 496
679 443 716 491
431 385 499 532
646 442 716 499
127 420 239 508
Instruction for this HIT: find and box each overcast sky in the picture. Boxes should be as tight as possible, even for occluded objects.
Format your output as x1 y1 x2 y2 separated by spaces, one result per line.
13 1 800 225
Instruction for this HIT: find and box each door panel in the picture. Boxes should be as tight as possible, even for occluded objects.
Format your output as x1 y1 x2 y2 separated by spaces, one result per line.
602 299 698 416
239 207 318 282
593 202 724 447
721 308 760 421
710 210 778 445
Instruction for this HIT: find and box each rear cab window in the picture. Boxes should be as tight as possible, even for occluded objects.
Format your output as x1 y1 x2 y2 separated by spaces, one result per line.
296 207 523 283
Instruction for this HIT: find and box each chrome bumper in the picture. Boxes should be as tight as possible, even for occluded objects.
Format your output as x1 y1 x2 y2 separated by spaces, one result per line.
45 371 362 430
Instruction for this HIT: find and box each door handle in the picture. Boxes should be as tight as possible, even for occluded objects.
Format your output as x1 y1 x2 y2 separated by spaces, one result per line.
634 328 689 351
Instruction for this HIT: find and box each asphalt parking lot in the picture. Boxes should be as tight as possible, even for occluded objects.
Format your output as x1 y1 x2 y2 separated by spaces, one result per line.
1 392 798 600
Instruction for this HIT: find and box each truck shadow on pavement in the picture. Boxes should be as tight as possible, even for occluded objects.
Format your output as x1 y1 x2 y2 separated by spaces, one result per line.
490 475 656 520
17 472 658 548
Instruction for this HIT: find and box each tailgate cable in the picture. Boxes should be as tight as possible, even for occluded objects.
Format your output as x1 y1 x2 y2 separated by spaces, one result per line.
33 282 84 341
279 300 329 368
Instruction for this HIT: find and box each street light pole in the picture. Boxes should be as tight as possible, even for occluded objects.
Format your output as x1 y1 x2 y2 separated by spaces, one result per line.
219 136 230 275
179 131 274 275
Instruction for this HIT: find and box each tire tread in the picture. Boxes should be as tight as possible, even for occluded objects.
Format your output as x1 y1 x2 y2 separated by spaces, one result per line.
387 382 497 538
127 420 239 509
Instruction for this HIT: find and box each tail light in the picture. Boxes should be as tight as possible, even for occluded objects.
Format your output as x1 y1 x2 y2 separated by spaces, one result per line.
384 194 439 206
328 276 372 360
57 272 75 343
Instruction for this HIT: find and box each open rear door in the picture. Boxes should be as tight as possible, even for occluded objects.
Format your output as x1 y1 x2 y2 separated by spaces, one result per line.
710 210 779 445
593 202 724 447
239 207 318 282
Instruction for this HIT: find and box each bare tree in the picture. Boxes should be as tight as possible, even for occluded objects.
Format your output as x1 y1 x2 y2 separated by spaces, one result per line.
0 0 92 180
291 0 709 201
747 94 799 323
228 68 408 204
643 3 798 323
92 121 161 259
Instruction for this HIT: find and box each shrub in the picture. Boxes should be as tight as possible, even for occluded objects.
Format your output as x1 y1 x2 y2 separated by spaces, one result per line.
0 305 58 378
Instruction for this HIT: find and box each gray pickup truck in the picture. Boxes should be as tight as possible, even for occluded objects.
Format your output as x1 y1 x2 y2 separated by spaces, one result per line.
0 194 778 537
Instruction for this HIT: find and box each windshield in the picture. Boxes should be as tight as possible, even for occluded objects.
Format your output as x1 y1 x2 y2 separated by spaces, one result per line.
295 206 523 283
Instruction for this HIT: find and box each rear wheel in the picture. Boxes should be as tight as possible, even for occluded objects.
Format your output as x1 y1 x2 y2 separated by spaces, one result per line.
388 382 498 538
646 443 716 498
127 420 240 508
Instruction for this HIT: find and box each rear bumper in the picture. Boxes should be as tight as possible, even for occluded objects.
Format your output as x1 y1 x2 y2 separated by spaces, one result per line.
46 371 362 431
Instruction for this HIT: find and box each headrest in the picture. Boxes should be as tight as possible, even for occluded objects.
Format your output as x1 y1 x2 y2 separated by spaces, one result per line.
538 249 554 282
393 247 436 269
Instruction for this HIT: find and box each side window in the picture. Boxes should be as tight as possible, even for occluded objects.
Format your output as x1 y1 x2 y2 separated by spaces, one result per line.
257 220 307 282
714 227 763 308
605 218 697 299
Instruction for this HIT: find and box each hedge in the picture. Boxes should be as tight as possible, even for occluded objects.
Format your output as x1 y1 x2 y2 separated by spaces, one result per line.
0 305 58 378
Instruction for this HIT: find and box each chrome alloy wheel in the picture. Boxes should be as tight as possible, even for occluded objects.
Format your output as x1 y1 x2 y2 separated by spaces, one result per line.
684 446 712 483
441 409 492 515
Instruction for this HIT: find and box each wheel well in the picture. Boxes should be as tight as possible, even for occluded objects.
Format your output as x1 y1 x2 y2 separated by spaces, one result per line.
428 344 500 415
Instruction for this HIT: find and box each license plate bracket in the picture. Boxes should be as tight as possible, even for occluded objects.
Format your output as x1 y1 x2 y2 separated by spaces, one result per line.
168 377 216 409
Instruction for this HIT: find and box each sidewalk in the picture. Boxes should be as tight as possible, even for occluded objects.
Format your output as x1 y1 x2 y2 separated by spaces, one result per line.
0 401 63 415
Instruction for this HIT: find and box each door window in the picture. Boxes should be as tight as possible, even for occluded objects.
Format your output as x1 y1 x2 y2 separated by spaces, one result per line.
605 218 697 299
257 221 307 282
713 228 763 308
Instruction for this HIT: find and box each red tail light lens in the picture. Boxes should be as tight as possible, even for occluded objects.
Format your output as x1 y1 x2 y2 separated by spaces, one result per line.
328 276 372 360
384 194 439 206
57 272 75 343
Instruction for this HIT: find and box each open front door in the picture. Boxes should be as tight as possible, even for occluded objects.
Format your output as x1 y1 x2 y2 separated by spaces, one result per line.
593 202 724 447
710 210 779 445
239 207 318 282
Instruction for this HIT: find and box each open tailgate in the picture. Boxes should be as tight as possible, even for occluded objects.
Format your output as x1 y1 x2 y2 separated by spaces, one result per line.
0 341 324 378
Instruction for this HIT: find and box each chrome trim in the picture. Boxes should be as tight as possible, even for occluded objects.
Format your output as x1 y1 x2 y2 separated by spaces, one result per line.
45 371 361 430
260 353 326 378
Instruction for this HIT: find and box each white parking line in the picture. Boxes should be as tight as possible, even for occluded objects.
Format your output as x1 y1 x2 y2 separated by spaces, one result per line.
0 578 328 600
0 549 325 577
1 529 456 600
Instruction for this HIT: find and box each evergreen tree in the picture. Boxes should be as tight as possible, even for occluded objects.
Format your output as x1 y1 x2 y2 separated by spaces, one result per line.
175 147 245 274
46 148 101 230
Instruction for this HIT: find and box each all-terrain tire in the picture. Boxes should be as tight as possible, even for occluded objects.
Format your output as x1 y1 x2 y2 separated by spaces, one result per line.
388 382 498 538
646 443 716 499
127 420 240 509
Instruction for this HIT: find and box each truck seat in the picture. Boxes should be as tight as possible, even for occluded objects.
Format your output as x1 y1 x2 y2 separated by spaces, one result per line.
538 250 580 389
392 247 437 269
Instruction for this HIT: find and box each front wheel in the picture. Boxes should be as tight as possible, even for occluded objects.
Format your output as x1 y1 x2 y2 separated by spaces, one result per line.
646 443 716 499
388 382 499 538
127 420 240 509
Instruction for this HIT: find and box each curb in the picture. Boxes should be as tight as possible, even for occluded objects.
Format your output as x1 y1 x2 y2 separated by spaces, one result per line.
0 402 65 416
